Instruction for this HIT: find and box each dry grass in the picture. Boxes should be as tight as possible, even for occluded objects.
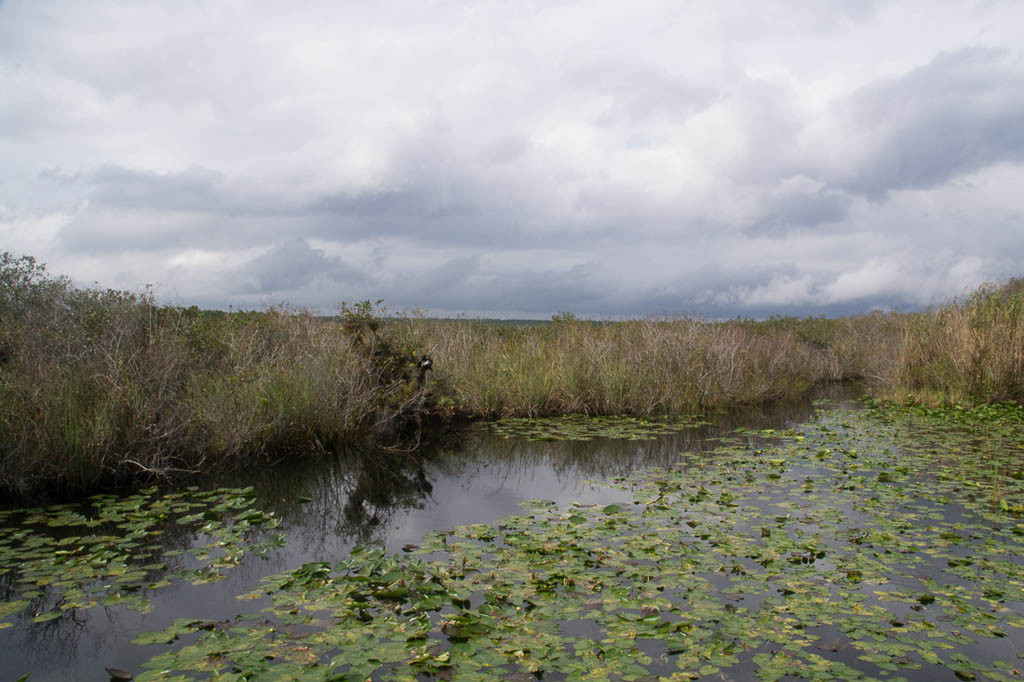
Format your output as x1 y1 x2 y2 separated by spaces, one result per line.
0 302 394 494
897 279 1024 404
397 312 904 418
0 255 432 494
2 251 1021 495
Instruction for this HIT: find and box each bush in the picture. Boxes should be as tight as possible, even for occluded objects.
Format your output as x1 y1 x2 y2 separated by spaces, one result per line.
0 253 436 496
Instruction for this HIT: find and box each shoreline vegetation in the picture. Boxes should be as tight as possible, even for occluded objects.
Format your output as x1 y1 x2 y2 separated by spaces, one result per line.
1 251 1022 497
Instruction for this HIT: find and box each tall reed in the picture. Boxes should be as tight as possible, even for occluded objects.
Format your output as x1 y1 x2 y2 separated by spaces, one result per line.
3 250 1022 496
0 254 429 495
395 313 903 418
898 279 1024 403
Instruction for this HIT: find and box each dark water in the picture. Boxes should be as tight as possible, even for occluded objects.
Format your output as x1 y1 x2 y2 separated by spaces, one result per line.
0 396 828 681
0 387 866 681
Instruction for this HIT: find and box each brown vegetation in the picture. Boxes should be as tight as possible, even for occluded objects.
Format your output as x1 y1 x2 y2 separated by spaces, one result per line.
0 254 436 495
399 312 904 418
1 250 1021 495
897 278 1024 404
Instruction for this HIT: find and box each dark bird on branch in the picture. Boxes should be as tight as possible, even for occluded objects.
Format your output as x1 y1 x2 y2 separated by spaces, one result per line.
416 355 433 386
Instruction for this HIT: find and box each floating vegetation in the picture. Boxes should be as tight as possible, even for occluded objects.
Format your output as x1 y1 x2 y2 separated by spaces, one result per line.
491 413 707 441
865 397 1024 429
0 486 286 627
121 405 1024 681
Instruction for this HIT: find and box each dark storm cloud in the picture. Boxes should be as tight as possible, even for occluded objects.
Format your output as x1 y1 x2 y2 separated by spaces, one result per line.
308 186 624 252
56 207 301 255
43 150 532 253
820 48 1024 198
391 261 911 320
476 263 609 313
745 179 852 236
47 163 537 256
308 187 492 241
760 190 849 232
406 262 608 315
88 166 237 213
40 165 294 254
238 239 367 294
47 164 496 255
616 265 800 317
393 255 481 297
49 165 293 216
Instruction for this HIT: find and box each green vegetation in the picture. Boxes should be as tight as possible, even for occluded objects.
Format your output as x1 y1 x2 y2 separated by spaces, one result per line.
490 414 708 441
58 404 1024 680
1 250 1022 495
0 486 284 628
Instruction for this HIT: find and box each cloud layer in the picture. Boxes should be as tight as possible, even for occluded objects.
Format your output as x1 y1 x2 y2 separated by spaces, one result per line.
1 0 1023 317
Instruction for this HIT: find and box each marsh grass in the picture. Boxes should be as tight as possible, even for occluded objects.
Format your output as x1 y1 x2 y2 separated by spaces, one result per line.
898 278 1024 404
1 251 1021 495
401 313 903 418
0 254 433 495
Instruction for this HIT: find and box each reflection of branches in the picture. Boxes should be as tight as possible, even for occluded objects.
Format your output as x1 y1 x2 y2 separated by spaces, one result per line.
9 597 92 677
336 453 435 545
0 567 17 601
244 446 447 555
245 389 855 558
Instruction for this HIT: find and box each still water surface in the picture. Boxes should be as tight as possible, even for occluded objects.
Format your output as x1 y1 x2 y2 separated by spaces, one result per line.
9 387 1020 681
1 397 821 681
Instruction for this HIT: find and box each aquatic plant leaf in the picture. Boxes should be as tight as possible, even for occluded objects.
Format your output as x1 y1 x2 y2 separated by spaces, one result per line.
491 414 707 442
0 488 285 627
4 400 1016 681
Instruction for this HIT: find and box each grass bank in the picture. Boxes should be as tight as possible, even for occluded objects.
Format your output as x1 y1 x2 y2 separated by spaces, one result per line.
0 254 442 495
399 312 903 418
1 251 1021 495
896 278 1024 404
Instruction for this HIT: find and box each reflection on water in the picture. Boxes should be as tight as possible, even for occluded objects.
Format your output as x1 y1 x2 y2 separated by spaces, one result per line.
0 388 848 681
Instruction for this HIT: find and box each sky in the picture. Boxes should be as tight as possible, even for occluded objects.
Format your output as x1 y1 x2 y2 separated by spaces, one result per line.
1 1 1023 318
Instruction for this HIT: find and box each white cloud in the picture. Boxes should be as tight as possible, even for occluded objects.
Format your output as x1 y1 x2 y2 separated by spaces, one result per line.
1 0 1022 316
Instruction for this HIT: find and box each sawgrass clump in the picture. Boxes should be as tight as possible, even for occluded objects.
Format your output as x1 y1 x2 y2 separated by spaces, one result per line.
897 278 1024 404
401 313 903 418
0 254 433 495
2 250 1021 495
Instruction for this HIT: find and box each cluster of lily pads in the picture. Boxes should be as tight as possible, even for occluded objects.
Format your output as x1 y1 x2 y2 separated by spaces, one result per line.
490 414 707 442
118 404 1024 681
864 398 1024 429
0 486 285 628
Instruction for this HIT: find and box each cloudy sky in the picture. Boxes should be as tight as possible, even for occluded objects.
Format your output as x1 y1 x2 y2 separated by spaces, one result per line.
1 0 1023 318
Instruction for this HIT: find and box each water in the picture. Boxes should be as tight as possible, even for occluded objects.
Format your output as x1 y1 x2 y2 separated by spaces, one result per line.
7 386 1021 681
0 397 821 681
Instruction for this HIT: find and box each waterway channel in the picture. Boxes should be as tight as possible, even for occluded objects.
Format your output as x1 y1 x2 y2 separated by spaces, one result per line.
3 385 1022 681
